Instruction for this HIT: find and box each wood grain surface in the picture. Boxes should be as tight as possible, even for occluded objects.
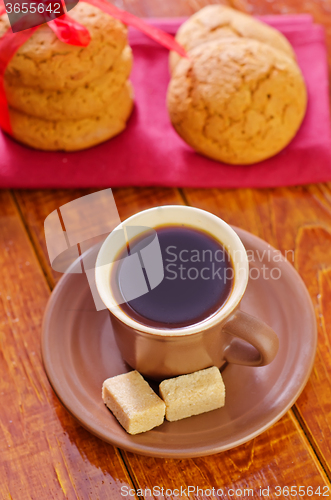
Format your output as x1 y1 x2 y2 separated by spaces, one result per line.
2 0 331 498
124 412 328 498
12 185 331 499
184 184 331 475
0 190 136 499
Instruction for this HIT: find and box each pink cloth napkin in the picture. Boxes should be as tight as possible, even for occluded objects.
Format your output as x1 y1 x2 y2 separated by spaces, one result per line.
0 15 330 188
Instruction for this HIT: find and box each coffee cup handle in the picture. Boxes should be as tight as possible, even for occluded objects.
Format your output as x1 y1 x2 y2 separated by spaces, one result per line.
222 310 279 367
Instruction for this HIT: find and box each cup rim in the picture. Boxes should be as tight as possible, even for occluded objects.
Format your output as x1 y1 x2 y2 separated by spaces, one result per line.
95 206 249 337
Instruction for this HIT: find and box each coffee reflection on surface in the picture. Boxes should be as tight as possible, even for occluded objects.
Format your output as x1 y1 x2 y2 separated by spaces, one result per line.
114 225 234 328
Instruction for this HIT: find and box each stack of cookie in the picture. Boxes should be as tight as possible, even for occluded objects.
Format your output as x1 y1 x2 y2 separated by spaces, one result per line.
2 2 134 151
167 6 307 165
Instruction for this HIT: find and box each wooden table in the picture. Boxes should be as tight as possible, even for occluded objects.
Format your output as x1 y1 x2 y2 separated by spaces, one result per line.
1 0 331 498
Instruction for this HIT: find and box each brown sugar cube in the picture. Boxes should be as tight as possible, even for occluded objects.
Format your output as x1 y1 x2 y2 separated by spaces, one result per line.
159 366 225 422
102 371 165 434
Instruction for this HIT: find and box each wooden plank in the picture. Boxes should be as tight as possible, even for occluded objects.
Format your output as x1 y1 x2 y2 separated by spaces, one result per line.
184 184 331 475
124 412 329 499
12 0 331 492
0 190 136 500
14 187 330 498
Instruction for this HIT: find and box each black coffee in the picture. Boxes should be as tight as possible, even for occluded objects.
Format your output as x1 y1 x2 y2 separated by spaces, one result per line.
114 225 234 328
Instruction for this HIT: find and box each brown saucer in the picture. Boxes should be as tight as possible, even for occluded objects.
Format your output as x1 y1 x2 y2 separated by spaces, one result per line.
42 227 317 458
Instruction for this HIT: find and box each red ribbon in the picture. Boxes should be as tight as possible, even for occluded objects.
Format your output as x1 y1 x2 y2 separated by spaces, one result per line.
48 14 91 45
0 25 39 133
86 0 186 57
0 0 186 136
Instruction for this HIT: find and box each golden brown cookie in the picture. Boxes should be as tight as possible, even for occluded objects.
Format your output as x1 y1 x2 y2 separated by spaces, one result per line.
169 5 295 72
1 2 128 90
10 81 134 151
167 39 307 165
5 46 133 120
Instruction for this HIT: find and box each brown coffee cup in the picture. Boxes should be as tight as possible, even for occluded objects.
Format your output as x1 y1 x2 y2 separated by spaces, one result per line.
95 206 279 380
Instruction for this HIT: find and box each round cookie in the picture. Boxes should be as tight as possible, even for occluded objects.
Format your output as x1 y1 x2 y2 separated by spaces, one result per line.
169 5 295 72
1 2 128 90
10 81 134 151
5 46 133 120
167 39 307 165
